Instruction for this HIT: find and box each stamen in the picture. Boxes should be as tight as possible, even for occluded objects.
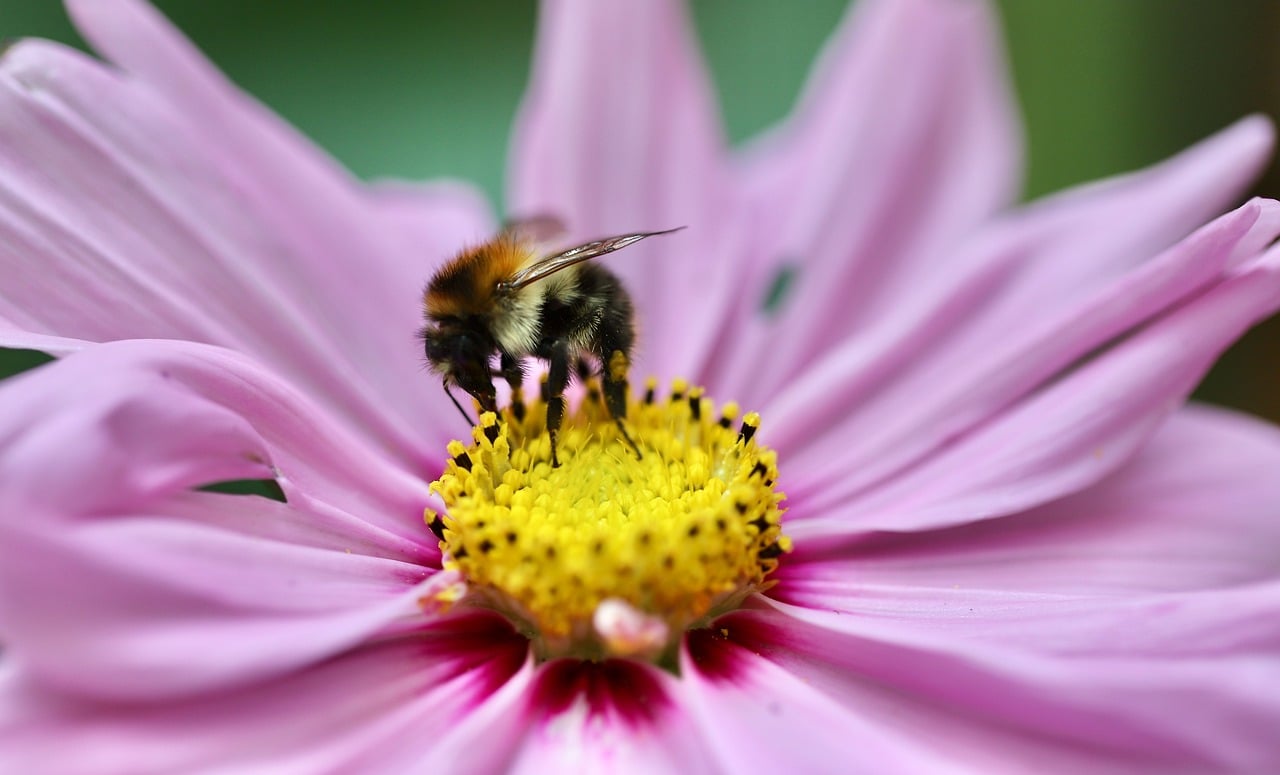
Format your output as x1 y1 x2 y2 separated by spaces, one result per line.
424 378 790 662
447 440 473 472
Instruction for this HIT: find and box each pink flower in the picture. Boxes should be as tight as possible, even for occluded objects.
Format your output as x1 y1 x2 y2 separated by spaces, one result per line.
3 0 1280 771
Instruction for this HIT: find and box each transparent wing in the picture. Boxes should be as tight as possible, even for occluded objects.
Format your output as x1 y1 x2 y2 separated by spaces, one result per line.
499 214 567 246
498 227 684 293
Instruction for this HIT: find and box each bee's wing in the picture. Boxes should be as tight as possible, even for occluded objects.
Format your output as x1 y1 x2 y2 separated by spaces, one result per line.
498 227 684 293
500 214 567 246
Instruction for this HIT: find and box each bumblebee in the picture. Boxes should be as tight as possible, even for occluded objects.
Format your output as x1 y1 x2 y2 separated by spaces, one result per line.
421 222 681 466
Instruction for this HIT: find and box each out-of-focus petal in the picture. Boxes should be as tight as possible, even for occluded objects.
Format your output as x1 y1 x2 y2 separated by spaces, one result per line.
0 502 433 701
508 0 730 379
773 121 1276 505
731 602 1280 772
0 344 267 517
788 223 1280 540
507 660 714 774
0 615 534 773
66 0 500 301
780 405 1280 595
0 341 444 699
705 0 1023 401
0 17 485 467
0 339 435 543
368 179 497 257
0 329 85 356
679 629 966 773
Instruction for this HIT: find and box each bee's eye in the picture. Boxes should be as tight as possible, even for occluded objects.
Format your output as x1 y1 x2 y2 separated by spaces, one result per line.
452 332 479 358
424 327 487 365
423 332 448 362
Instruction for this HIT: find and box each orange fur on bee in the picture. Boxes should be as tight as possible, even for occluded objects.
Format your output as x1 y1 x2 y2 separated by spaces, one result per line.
423 236 534 319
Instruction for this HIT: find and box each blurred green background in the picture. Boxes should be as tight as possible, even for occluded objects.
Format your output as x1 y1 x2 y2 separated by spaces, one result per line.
2 0 1278 419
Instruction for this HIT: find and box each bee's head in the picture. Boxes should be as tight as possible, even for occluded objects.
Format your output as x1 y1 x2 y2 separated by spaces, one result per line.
421 318 496 410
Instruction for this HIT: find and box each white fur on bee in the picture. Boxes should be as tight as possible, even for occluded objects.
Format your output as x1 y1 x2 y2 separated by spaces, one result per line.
491 266 584 354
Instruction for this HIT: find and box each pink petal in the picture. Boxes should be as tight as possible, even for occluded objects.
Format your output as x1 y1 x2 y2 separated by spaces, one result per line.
0 341 447 699
788 221 1280 540
0 344 269 517
0 502 432 701
704 0 1023 403
728 601 1280 771
0 19 487 467
0 329 85 356
65 0 497 296
785 581 1280 661
774 119 1275 496
779 404 1280 596
508 660 714 774
678 629 964 772
0 614 534 772
507 0 730 380
64 0 348 181
368 179 497 257
0 339 435 548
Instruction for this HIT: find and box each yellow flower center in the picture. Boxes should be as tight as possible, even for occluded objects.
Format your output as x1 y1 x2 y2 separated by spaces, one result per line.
425 377 790 662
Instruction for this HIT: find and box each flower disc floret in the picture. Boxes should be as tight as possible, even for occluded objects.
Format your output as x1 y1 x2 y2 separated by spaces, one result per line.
426 378 790 660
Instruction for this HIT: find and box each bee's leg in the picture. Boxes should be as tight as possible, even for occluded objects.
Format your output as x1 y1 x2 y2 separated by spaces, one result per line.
546 339 571 467
444 384 477 427
499 352 526 422
602 349 642 459
476 392 498 419
474 372 498 417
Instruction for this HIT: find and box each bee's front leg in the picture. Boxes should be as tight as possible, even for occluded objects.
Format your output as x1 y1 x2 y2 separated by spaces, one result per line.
545 339 571 467
499 352 526 422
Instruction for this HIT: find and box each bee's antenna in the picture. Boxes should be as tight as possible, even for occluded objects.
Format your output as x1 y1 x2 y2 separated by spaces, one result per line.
444 384 478 427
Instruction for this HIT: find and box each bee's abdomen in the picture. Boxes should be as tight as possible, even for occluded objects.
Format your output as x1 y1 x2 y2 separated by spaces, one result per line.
535 264 634 359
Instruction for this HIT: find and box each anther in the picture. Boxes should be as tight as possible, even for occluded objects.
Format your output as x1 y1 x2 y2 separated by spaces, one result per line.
719 401 740 430
480 412 501 443
447 440 474 471
670 378 688 403
759 543 785 560
425 511 447 541
688 387 704 421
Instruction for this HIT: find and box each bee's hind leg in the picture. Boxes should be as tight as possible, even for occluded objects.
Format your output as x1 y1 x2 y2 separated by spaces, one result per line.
602 350 642 459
